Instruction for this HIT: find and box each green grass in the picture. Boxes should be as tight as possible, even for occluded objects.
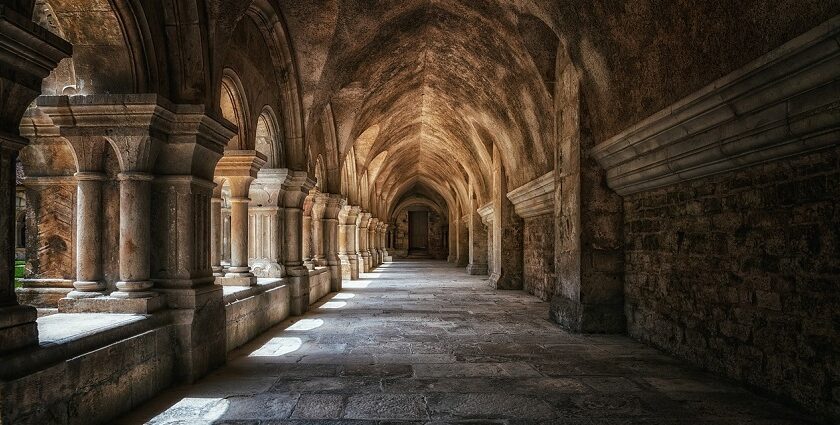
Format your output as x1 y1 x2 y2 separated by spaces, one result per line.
14 260 24 288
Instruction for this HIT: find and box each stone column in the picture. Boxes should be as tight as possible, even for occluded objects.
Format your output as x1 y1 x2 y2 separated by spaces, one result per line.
112 171 157 299
321 194 345 291
0 0 70 354
357 212 372 273
478 202 495 280
69 171 107 298
381 224 392 262
222 200 232 272
466 194 488 275
447 218 456 263
215 151 266 286
15 174 75 306
311 192 327 266
456 214 469 267
368 218 379 268
210 179 224 277
491 145 525 290
226 177 254 285
338 205 360 280
247 168 287 278
282 171 315 315
301 193 315 270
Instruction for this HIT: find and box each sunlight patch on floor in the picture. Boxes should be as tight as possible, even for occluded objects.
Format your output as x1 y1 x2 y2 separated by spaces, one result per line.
247 337 302 357
285 318 324 331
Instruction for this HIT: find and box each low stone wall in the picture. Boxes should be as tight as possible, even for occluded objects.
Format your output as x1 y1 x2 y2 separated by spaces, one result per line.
308 268 331 305
0 320 175 424
624 146 840 419
224 281 290 353
522 214 554 301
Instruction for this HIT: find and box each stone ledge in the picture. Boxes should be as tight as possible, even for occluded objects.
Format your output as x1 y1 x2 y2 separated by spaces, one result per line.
0 312 169 380
592 15 840 195
222 278 285 304
506 171 554 218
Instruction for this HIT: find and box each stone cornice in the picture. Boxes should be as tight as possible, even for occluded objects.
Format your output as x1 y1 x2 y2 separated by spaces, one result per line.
0 5 71 89
592 15 840 196
506 171 554 218
477 202 494 225
214 150 267 178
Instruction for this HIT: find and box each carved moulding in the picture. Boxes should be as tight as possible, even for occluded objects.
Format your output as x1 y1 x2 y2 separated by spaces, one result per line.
592 15 840 196
506 171 554 219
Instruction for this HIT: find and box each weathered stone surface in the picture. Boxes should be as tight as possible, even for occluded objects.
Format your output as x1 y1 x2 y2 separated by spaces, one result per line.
624 145 840 420
119 261 818 424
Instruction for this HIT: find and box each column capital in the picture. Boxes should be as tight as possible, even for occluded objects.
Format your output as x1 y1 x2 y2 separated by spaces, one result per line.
215 150 267 178
338 205 361 224
357 212 371 228
281 170 316 209
321 193 346 220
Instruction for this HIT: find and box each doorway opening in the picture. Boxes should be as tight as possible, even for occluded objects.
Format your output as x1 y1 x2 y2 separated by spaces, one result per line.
408 210 429 256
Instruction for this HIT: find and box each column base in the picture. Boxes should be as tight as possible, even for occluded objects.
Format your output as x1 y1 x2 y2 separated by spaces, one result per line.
549 296 625 333
327 261 342 292
285 266 310 316
58 294 165 314
0 305 39 354
16 279 74 308
489 272 523 290
68 280 107 299
216 273 257 286
249 260 284 278
155 285 226 383
466 263 488 275
212 266 225 277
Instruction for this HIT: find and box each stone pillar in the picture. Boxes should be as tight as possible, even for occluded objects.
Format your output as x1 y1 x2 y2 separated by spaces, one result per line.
0 0 70 354
247 168 287 278
466 193 488 275
215 151 266 286
456 214 469 267
69 172 107 297
222 202 231 271
447 218 456 263
357 212 371 273
381 224 392 262
282 171 315 315
321 194 345 291
368 218 379 268
550 66 625 333
301 193 315 270
490 145 525 290
15 175 75 306
113 171 156 299
338 205 360 280
210 181 224 277
311 192 327 266
149 106 238 383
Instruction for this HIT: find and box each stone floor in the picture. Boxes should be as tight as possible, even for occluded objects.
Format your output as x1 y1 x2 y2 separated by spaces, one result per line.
118 260 818 424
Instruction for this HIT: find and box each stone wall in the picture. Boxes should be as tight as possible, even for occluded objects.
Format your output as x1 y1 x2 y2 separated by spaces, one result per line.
393 210 447 259
522 214 554 301
0 325 175 424
308 268 331 305
225 282 291 352
624 146 840 419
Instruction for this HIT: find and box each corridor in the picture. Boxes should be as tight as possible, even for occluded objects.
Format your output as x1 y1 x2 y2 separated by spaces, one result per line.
119 261 815 424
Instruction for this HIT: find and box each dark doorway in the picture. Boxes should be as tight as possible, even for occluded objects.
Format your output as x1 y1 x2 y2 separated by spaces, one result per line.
408 210 429 254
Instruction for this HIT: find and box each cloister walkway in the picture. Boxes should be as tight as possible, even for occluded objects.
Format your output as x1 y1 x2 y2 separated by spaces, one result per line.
118 260 816 424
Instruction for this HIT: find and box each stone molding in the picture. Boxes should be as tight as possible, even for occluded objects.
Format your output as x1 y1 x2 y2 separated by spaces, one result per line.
0 5 71 92
592 15 840 195
506 171 554 218
215 150 267 179
477 202 494 225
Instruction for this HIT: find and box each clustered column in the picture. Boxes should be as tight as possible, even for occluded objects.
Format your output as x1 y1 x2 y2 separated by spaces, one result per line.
282 172 315 315
338 205 360 280
321 194 345 291
214 151 267 286
356 212 372 273
311 192 327 266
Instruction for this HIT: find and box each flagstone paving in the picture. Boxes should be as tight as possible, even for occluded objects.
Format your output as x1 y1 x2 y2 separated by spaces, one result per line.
118 260 818 424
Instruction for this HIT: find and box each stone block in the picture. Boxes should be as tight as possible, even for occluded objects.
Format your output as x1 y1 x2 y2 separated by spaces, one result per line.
57 295 165 314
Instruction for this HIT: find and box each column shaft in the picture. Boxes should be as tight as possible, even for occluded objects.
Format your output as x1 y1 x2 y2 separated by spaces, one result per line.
211 197 223 276
69 173 105 297
114 173 154 298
